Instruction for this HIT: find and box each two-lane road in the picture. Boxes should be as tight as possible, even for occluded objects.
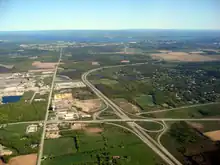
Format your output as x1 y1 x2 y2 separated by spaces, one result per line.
36 48 63 165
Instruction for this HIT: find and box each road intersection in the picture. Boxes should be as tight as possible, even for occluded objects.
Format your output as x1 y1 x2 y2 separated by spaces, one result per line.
36 48 63 165
4 55 219 165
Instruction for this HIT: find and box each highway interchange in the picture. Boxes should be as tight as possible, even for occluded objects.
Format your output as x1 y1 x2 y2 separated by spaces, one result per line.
4 49 219 165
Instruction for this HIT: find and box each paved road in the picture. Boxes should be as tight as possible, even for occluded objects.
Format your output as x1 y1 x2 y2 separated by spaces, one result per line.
29 92 37 103
92 103 109 120
81 63 181 165
0 120 43 126
3 117 220 127
47 118 220 124
137 102 220 115
36 48 63 165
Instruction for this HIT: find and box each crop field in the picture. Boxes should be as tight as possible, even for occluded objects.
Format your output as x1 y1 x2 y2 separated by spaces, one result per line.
42 124 164 165
151 51 217 62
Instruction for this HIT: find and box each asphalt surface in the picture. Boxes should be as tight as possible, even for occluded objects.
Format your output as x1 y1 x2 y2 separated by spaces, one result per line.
36 48 63 165
137 102 220 115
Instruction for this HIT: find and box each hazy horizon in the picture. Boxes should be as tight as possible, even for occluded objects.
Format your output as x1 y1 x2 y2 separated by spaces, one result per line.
0 0 219 31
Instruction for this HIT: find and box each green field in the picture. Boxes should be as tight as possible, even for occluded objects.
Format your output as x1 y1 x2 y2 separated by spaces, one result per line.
135 94 155 108
152 103 220 118
135 121 163 131
0 123 42 162
0 100 47 124
42 124 164 165
92 78 118 86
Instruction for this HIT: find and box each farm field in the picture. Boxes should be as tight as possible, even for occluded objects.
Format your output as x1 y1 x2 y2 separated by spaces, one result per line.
151 51 218 62
42 124 164 165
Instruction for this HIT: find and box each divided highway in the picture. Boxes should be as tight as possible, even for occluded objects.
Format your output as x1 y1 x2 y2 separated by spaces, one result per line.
81 63 182 165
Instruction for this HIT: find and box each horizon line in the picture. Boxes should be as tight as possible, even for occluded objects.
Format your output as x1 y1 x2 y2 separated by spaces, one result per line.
1 28 220 32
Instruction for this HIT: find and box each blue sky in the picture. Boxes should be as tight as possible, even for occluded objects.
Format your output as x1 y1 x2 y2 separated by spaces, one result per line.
0 0 219 31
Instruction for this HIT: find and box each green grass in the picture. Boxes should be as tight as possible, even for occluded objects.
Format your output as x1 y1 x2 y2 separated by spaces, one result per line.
0 123 42 162
153 103 220 118
0 101 47 124
44 137 76 156
135 94 155 107
92 78 118 86
42 124 164 165
20 91 35 101
135 121 163 131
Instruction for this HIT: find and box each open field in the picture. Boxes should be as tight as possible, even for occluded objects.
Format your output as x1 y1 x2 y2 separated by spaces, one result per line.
135 121 163 131
73 99 102 113
114 98 140 113
42 124 164 165
7 154 37 165
151 51 217 62
91 78 118 86
135 94 155 108
0 100 47 124
32 61 58 69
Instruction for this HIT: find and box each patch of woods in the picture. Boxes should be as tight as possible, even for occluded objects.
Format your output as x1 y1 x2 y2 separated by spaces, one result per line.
166 121 220 165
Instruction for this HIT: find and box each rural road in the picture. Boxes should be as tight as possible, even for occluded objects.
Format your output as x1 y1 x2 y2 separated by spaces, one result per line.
137 102 220 115
36 48 63 165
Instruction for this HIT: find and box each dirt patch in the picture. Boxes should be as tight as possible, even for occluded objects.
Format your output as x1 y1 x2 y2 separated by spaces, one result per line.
85 127 103 133
187 122 204 131
71 123 87 130
7 154 37 165
32 61 58 69
204 130 220 141
45 131 61 139
151 51 217 62
73 99 102 113
114 98 140 113
70 124 103 134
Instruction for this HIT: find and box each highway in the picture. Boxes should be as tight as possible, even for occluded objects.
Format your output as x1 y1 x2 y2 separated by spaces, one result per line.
81 64 182 165
36 48 63 165
137 101 220 115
